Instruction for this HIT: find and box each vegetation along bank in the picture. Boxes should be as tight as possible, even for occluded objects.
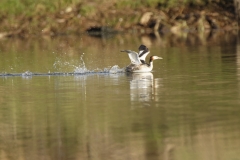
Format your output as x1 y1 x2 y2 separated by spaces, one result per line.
0 0 238 38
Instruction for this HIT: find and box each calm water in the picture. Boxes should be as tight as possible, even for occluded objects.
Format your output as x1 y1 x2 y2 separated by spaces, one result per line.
0 32 240 160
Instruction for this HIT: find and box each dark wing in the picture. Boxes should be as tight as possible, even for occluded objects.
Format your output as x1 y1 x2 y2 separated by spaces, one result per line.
138 45 150 63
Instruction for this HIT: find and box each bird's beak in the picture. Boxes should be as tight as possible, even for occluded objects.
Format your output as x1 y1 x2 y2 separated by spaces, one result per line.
155 56 163 60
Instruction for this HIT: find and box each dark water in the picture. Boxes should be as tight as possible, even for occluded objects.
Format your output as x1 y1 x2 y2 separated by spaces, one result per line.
0 31 240 160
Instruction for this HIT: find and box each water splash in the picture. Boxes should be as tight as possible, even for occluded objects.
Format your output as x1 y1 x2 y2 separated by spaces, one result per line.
74 65 124 74
22 71 33 76
74 53 90 73
53 57 76 72
109 65 124 74
0 66 124 77
74 66 90 74
1 53 125 77
74 53 124 74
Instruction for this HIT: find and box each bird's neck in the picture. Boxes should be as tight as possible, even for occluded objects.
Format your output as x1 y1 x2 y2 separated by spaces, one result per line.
148 59 154 69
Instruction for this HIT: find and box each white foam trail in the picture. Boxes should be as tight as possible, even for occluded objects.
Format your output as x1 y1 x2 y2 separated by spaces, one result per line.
74 65 124 74
74 66 90 74
74 53 124 74
109 65 124 74
22 71 33 76
1 53 126 77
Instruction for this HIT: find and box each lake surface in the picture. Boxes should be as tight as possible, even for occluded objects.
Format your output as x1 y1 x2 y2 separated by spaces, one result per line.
0 31 240 160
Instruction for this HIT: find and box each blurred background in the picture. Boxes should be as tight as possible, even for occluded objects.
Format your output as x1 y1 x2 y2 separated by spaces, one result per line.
1 1 240 160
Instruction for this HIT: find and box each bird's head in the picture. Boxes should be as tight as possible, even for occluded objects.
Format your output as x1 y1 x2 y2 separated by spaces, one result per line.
150 56 163 61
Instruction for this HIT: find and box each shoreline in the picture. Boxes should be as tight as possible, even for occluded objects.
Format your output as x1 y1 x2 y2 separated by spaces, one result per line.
0 2 238 38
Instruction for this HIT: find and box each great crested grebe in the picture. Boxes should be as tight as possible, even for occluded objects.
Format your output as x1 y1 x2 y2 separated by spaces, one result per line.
121 45 162 72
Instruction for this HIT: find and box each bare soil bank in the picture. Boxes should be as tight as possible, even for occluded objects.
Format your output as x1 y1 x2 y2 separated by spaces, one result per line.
0 2 237 38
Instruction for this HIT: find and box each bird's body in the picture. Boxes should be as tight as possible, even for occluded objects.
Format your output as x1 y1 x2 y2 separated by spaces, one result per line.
121 45 162 72
125 64 152 72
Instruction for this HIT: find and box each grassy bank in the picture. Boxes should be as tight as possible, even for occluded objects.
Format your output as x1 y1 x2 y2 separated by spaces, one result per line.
0 0 226 15
0 0 236 38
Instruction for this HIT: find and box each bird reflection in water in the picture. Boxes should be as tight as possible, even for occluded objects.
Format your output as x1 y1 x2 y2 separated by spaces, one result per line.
127 72 162 107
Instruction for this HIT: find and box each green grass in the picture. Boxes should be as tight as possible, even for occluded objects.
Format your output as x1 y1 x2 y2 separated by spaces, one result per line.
0 0 228 16
0 0 79 15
